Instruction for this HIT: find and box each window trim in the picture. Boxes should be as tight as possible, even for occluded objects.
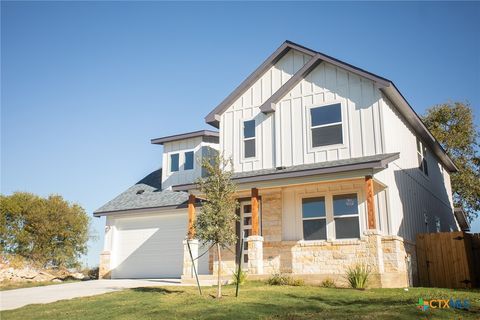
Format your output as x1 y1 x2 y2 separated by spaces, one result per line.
299 190 363 242
241 118 257 161
306 101 346 152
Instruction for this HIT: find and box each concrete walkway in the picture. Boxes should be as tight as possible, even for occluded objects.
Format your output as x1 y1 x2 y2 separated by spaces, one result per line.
0 279 185 311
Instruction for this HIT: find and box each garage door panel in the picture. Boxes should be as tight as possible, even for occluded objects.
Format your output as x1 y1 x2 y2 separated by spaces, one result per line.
111 212 187 279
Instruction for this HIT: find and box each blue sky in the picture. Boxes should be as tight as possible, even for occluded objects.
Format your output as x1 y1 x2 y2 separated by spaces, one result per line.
2 1 479 267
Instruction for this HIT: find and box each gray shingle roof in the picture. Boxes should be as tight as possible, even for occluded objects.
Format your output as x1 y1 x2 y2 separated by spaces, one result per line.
93 169 190 216
232 153 399 180
172 153 400 191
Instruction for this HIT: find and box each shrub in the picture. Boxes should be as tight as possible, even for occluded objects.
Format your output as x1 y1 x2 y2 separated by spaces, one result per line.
266 273 304 286
320 278 336 288
345 263 371 289
232 269 247 285
83 267 99 280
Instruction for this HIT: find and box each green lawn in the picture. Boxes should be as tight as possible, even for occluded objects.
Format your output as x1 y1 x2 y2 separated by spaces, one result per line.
1 282 479 319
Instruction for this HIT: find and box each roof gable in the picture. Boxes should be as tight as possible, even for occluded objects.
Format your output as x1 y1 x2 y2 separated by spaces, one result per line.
204 42 314 127
205 40 457 172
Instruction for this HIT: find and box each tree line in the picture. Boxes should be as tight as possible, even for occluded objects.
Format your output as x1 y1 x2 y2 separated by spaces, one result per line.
0 193 90 268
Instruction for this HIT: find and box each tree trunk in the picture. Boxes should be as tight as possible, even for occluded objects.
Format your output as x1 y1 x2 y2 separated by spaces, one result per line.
216 242 222 298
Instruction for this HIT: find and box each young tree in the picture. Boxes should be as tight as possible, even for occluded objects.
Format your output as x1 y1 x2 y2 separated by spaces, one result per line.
0 192 91 268
422 102 480 221
195 154 238 298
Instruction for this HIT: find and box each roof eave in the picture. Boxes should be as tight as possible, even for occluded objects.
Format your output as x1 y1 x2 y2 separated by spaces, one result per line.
172 153 399 192
205 41 315 127
151 130 219 145
93 199 205 217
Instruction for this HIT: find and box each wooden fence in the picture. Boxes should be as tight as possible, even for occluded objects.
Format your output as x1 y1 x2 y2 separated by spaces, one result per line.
416 231 479 288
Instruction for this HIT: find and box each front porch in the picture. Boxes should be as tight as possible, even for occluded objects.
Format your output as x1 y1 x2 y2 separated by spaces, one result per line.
182 175 415 288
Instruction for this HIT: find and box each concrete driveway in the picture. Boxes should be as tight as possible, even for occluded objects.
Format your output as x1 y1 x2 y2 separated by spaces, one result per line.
0 279 185 311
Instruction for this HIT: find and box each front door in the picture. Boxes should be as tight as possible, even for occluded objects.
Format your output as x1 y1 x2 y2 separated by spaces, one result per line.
240 202 252 268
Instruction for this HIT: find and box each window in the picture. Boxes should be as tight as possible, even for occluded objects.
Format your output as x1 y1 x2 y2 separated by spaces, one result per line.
243 120 256 158
333 194 360 239
435 216 441 233
184 151 194 170
416 138 429 176
310 103 343 148
302 197 326 240
301 193 361 241
170 153 179 172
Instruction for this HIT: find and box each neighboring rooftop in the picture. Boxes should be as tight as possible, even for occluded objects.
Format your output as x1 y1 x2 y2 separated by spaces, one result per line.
93 169 195 216
173 153 400 191
151 130 219 145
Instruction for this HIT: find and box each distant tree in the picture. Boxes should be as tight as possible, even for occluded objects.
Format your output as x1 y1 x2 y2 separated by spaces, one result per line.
0 192 90 268
195 154 238 298
422 102 480 221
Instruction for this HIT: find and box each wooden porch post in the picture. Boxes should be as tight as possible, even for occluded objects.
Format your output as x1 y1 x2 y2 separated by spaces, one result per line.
251 188 259 236
365 176 377 229
188 194 196 239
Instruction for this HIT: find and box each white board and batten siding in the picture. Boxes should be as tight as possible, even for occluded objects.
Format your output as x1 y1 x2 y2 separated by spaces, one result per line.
376 97 456 242
161 137 218 190
220 49 385 173
220 49 311 172
105 210 209 278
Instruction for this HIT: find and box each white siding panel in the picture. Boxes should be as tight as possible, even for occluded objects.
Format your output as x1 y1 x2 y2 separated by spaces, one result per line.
291 97 304 165
220 49 311 172
380 97 457 241
161 137 212 189
271 62 382 169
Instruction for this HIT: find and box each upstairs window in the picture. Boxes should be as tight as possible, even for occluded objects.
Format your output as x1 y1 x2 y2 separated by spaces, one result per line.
333 194 360 239
302 197 327 240
170 153 179 172
184 151 194 170
435 216 441 233
310 103 343 148
416 138 429 176
243 120 256 158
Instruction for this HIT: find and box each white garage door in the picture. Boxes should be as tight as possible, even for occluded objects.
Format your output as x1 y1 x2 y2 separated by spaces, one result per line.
111 211 209 279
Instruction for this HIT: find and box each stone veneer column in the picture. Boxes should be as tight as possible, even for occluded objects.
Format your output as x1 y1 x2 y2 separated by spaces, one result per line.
364 230 385 274
182 239 199 278
99 223 113 279
247 235 264 274
99 251 111 279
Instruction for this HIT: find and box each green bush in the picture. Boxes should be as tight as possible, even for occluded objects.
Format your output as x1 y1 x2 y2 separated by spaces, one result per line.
320 278 336 288
232 269 247 285
266 273 304 286
345 263 371 289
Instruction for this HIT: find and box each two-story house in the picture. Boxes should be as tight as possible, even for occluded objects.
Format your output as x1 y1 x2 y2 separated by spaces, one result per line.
94 41 459 287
